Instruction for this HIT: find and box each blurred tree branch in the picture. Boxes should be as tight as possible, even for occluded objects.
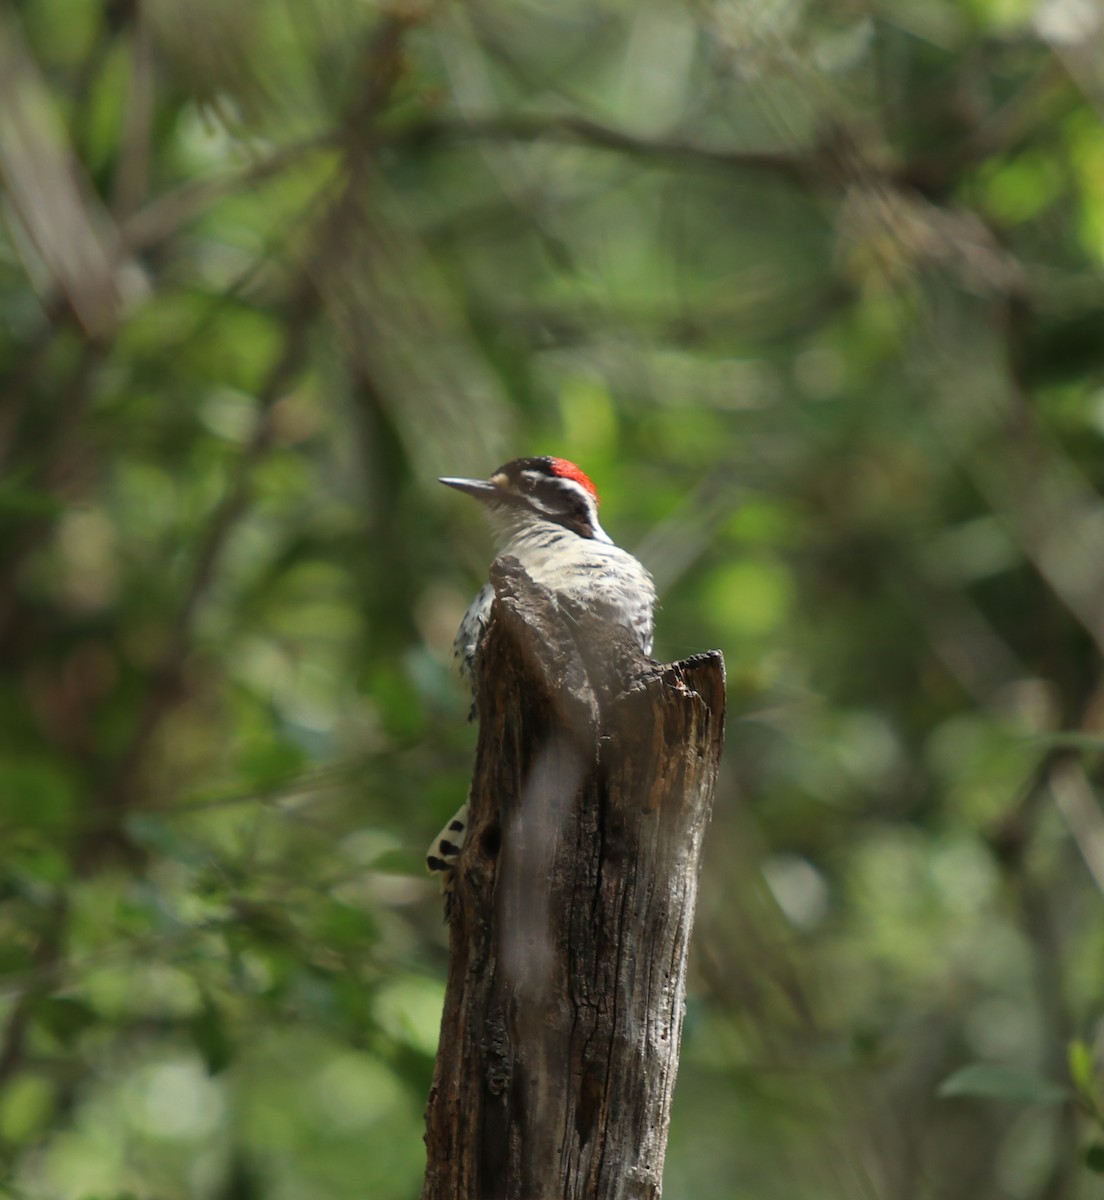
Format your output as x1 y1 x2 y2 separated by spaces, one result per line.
392 113 824 186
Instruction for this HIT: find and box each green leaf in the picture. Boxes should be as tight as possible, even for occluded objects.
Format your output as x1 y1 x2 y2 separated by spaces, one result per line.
123 813 206 866
1084 1142 1104 1174
0 1073 55 1143
0 762 76 831
937 1064 1070 1106
4 838 71 889
189 999 234 1075
33 997 96 1047
237 738 307 792
0 477 65 519
1069 1038 1097 1096
702 557 794 638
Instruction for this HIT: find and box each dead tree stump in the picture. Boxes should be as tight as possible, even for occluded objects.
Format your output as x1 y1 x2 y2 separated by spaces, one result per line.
422 556 725 1200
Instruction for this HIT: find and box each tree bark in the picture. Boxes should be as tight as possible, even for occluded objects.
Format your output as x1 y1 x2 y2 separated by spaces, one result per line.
422 557 726 1200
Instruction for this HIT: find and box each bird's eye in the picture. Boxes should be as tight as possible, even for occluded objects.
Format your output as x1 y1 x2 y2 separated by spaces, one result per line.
519 472 539 493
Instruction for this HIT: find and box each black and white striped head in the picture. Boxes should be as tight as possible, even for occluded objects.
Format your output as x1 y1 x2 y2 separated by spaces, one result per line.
439 456 612 544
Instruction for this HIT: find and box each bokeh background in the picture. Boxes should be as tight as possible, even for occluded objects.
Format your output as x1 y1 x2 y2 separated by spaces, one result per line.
3 0 1104 1197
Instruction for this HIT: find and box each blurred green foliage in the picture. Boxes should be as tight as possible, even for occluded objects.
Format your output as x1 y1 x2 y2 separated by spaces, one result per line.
2 0 1104 1197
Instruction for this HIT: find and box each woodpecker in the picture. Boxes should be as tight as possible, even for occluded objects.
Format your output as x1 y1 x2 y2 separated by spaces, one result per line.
425 456 657 907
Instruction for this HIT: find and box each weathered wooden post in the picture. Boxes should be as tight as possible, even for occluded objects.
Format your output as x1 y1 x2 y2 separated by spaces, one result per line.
423 556 725 1200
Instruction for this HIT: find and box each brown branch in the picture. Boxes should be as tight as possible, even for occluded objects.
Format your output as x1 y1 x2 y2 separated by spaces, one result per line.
109 12 155 220
391 112 823 187
118 133 339 253
0 9 126 338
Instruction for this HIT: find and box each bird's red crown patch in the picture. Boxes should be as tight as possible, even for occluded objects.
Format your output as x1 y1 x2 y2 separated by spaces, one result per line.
549 458 599 501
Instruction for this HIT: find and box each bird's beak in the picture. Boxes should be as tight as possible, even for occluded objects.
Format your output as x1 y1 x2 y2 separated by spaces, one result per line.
439 475 503 501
